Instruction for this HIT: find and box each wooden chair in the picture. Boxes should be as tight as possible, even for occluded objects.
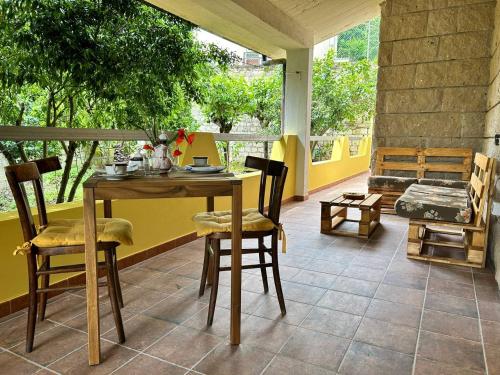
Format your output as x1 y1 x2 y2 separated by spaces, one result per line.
5 157 128 352
195 156 288 325
405 153 497 268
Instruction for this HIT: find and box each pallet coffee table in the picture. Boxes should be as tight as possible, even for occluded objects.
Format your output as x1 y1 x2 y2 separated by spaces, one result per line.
320 193 382 238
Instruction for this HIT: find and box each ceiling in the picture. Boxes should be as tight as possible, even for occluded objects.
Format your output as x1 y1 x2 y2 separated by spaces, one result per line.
146 0 381 58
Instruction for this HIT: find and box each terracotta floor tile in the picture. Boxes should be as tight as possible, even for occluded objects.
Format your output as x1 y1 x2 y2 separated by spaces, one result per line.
388 259 429 277
413 356 483 375
121 286 170 314
341 265 385 282
280 327 350 372
49 339 136 375
290 269 337 288
11 325 87 367
301 259 348 275
138 272 196 294
0 313 56 349
301 307 361 339
169 261 205 280
417 330 485 372
374 284 424 307
194 343 274 375
481 320 500 346
239 315 296 353
478 300 500 322
425 292 478 318
273 281 326 305
217 289 266 314
65 302 134 335
317 290 371 316
114 354 186 374
104 314 177 350
43 294 88 324
383 270 427 290
0 351 45 374
475 285 500 303
354 317 418 354
338 341 413 375
429 264 473 284
350 254 391 270
146 325 222 368
421 309 480 342
365 299 422 328
263 355 336 375
330 276 379 298
427 278 475 300
144 295 207 324
253 296 313 325
141 255 190 273
484 344 500 374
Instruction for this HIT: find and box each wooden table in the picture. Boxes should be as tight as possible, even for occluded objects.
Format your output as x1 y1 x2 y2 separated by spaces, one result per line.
83 173 242 365
320 193 382 238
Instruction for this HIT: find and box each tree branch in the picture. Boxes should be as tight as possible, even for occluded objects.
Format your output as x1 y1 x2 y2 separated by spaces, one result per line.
67 141 98 202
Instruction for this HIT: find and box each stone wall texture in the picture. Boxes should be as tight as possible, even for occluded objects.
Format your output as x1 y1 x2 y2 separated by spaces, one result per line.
374 0 496 153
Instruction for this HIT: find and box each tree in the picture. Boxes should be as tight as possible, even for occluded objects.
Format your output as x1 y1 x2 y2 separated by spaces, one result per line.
248 66 282 158
0 0 230 203
202 72 252 164
312 49 377 137
337 18 380 61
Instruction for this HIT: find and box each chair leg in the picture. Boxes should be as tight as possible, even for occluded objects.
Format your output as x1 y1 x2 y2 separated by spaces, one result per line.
207 239 220 326
271 232 286 316
199 237 210 297
111 248 124 308
105 251 125 344
258 237 269 293
26 252 38 353
38 255 50 322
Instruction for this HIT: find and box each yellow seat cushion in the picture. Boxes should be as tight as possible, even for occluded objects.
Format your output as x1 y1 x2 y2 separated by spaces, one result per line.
31 218 133 247
193 208 275 236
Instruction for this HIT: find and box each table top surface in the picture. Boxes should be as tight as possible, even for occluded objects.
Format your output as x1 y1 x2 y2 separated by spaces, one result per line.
83 171 241 189
322 193 383 208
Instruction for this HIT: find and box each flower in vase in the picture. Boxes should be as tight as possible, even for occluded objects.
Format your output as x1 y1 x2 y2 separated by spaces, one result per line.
172 148 182 157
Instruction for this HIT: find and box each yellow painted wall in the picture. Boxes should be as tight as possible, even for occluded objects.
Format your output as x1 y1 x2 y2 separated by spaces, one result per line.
308 136 371 191
0 133 369 304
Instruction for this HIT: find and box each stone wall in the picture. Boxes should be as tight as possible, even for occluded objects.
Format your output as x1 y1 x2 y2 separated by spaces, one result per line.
374 0 495 154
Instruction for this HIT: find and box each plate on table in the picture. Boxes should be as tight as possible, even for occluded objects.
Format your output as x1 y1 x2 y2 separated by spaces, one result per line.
185 165 226 174
97 172 134 181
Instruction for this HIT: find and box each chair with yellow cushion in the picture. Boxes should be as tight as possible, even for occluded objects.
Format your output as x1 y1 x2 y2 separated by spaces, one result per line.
193 156 288 325
5 156 132 352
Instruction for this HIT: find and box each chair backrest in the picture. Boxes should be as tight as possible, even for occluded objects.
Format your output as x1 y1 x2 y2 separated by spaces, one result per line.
374 147 472 180
4 156 62 242
245 156 288 225
468 153 496 227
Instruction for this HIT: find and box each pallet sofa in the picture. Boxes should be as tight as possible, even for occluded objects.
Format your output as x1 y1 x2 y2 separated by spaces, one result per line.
395 153 496 268
368 147 473 211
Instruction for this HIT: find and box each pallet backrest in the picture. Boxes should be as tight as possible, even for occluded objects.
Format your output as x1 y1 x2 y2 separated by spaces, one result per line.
374 147 472 180
469 153 496 227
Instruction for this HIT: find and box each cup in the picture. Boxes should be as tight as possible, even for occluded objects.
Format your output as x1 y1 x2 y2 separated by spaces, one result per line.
105 162 127 175
193 156 209 167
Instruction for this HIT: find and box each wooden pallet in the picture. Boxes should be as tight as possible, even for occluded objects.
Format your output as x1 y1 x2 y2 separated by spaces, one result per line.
406 153 496 268
320 193 382 239
369 147 473 211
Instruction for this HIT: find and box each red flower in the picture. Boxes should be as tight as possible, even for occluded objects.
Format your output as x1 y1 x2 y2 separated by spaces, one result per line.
143 144 154 151
176 136 184 145
177 129 186 138
187 133 195 145
172 148 182 157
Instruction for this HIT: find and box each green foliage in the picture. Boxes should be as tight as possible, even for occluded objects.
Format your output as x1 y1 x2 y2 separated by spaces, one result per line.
248 66 282 136
311 49 377 136
337 18 380 62
202 73 252 134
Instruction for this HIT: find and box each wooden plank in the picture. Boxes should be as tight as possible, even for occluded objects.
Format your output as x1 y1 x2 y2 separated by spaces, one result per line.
379 162 420 171
377 147 419 156
83 188 101 365
360 193 382 208
470 173 484 198
230 183 242 345
407 254 483 268
423 148 472 157
423 163 469 173
474 153 489 170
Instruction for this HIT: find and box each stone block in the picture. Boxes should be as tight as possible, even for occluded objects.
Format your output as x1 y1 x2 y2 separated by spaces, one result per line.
446 58 490 86
427 8 458 36
378 42 393 66
384 136 425 148
376 91 387 113
457 2 495 32
378 65 416 90
384 88 443 113
385 113 461 137
487 68 500 109
414 61 448 88
438 31 491 60
442 87 488 112
392 37 439 64
390 0 436 15
485 103 500 136
381 13 428 41
447 0 495 7
460 112 486 137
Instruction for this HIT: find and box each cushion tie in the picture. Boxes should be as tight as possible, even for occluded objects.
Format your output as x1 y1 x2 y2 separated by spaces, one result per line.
14 242 32 256
276 223 287 254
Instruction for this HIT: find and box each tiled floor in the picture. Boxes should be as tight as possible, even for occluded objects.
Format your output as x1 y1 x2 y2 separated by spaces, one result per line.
1 173 500 374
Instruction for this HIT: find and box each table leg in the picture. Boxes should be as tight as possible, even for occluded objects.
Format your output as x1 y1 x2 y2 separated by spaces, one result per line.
230 184 242 345
103 200 112 218
206 197 215 285
84 188 101 365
